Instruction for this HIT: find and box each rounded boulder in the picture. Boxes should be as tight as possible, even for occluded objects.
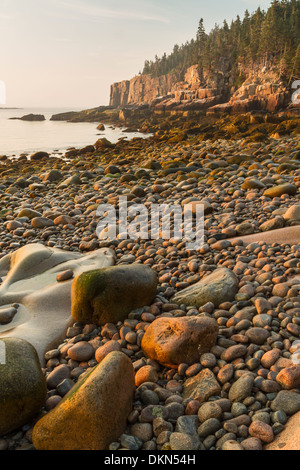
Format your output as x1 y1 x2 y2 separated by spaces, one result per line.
141 316 219 368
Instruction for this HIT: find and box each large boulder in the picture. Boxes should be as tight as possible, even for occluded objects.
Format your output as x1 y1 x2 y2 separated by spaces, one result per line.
0 338 47 436
171 268 239 308
141 316 219 368
263 184 297 198
71 264 158 326
32 351 135 450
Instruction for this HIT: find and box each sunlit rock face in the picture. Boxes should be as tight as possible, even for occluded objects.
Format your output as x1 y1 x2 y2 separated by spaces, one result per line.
0 243 115 364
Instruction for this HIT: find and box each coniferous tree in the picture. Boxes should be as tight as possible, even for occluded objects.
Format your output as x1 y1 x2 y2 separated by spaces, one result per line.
141 0 300 83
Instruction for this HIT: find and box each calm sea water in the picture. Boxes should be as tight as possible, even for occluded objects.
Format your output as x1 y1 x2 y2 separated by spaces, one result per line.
0 107 151 157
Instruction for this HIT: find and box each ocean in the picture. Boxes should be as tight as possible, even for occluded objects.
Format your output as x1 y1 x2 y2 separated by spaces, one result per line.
0 107 151 158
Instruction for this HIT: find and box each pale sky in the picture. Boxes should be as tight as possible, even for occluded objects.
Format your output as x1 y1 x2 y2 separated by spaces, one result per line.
0 0 272 108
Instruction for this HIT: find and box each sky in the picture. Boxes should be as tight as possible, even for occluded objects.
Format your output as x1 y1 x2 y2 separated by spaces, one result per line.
0 0 273 108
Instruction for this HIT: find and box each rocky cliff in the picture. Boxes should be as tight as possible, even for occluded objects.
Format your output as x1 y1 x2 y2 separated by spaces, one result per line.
110 64 297 115
110 73 178 107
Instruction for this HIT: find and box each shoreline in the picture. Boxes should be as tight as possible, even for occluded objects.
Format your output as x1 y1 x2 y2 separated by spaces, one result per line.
0 112 300 451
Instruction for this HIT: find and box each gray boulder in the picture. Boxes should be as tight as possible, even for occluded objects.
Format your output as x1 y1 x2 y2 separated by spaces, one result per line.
171 268 239 308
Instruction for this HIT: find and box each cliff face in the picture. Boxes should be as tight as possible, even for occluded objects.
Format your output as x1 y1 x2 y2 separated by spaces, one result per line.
110 81 130 107
110 73 178 107
110 64 296 115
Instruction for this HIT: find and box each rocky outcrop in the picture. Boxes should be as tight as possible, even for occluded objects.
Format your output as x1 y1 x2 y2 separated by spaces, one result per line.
110 73 178 107
10 114 46 121
110 80 130 107
110 65 227 112
208 78 290 115
110 64 294 115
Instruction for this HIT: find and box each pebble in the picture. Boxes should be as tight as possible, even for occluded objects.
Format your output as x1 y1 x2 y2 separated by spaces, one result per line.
248 420 274 443
67 342 94 362
135 366 159 387
198 418 222 438
198 402 223 423
3 131 300 452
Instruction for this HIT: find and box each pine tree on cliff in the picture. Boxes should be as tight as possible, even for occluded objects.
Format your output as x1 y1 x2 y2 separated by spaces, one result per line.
196 18 207 74
142 0 300 83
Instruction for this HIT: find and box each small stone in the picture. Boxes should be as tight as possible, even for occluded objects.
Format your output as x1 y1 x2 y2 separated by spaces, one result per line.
276 366 300 390
198 418 222 438
164 402 185 420
183 368 221 403
141 389 160 406
169 432 200 451
175 415 199 437
67 342 94 362
200 353 217 368
130 423 153 442
261 349 281 369
135 366 159 387
245 328 270 345
229 375 254 403
45 395 62 411
249 420 274 443
241 437 263 451
95 340 121 363
254 298 272 315
222 345 248 362
217 364 234 384
140 405 168 423
56 378 74 397
0 307 17 324
56 270 74 282
198 402 223 423
153 418 173 437
120 434 142 450
46 364 71 390
222 440 244 450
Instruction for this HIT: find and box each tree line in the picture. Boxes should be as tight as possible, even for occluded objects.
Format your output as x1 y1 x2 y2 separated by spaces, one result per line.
142 0 300 85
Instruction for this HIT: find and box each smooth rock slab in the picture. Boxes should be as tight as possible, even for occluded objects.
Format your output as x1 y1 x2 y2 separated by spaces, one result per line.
230 226 300 246
0 243 115 364
171 268 239 308
141 316 219 368
32 351 135 450
0 338 47 436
